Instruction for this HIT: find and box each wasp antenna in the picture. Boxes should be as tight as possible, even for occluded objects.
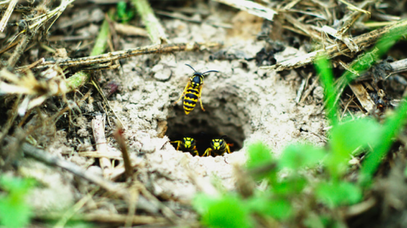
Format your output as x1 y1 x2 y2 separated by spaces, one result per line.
185 64 197 72
202 70 219 74
220 135 228 139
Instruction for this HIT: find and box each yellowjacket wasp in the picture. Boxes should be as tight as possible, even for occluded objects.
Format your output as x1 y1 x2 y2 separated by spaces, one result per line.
203 138 232 157
173 64 219 115
170 137 199 156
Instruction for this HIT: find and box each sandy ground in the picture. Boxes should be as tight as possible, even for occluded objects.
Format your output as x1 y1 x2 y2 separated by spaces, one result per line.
101 11 328 201
23 7 328 213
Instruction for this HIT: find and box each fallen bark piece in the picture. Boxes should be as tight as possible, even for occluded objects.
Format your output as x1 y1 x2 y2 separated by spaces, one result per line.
349 83 375 112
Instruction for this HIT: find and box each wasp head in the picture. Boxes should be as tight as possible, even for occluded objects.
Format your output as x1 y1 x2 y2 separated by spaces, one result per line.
185 64 218 88
211 139 225 150
190 75 203 88
183 137 195 148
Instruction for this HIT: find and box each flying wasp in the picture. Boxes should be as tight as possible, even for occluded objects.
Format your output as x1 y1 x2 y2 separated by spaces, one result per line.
203 138 232 157
170 137 199 156
173 64 219 115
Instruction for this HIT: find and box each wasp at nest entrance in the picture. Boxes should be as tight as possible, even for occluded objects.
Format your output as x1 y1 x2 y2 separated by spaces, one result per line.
166 107 245 157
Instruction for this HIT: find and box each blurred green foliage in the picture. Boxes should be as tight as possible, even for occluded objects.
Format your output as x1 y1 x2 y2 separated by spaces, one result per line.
194 193 252 228
116 1 134 23
0 176 35 228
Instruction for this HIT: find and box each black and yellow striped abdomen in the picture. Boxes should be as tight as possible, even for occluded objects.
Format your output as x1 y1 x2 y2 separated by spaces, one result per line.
183 87 200 115
173 64 218 115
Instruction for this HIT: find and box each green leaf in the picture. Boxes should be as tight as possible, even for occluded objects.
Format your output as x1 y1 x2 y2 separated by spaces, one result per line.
360 98 407 185
246 141 276 182
315 54 337 124
0 176 34 194
193 194 251 228
0 197 32 228
248 196 292 220
272 176 307 196
116 1 134 23
246 141 273 169
193 193 217 215
327 118 382 178
303 213 324 228
316 181 362 208
0 176 34 228
330 118 382 155
279 143 326 170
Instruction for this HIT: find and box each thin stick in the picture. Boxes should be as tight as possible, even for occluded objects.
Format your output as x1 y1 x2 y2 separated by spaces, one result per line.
137 183 179 223
132 0 169 44
126 185 140 227
0 0 17 32
338 0 371 15
36 213 167 225
113 126 133 179
53 188 98 228
90 78 124 128
295 78 307 103
22 142 128 198
389 58 407 73
284 14 322 42
23 139 161 217
6 0 73 52
20 41 222 70
92 114 112 178
0 95 21 146
7 29 38 68
62 151 124 159
300 77 320 104
114 22 148 37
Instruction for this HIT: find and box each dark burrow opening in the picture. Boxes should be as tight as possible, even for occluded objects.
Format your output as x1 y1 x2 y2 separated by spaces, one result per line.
166 105 245 157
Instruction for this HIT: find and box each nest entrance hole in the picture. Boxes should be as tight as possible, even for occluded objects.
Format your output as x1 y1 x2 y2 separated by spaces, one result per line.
166 106 245 156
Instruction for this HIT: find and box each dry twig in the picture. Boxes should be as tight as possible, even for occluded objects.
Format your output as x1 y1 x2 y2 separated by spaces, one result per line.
113 126 133 179
114 22 148 37
0 0 18 32
92 114 112 178
53 188 98 228
389 58 407 74
21 42 222 70
0 67 69 115
8 0 74 46
22 142 128 197
36 213 167 225
348 83 375 112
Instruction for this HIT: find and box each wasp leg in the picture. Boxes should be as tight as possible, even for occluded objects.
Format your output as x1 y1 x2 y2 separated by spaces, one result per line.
203 148 212 157
198 84 205 111
225 144 231 154
192 146 199 156
173 82 190 105
170 141 182 150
